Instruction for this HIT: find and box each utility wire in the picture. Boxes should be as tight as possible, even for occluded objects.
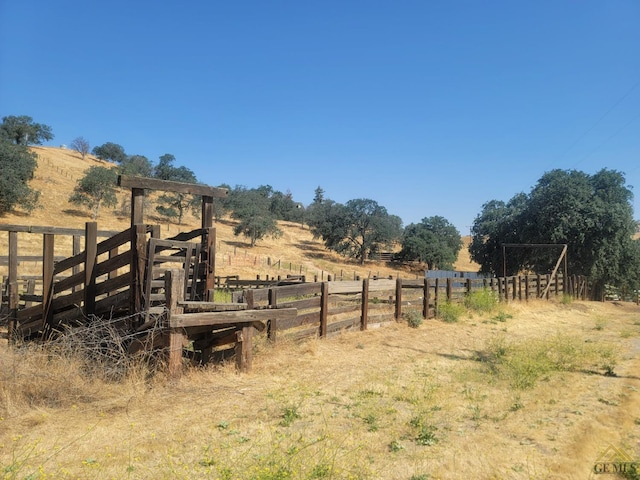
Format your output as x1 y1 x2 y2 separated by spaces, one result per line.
559 77 640 162
572 110 640 168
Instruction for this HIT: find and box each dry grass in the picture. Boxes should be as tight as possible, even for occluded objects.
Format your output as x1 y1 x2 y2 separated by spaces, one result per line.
0 146 477 281
1 300 640 479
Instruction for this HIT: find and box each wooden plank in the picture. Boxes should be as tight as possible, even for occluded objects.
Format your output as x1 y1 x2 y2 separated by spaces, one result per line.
84 222 98 316
319 282 328 337
275 312 317 331
8 231 18 284
179 301 248 312
95 227 133 256
118 175 228 198
327 318 358 334
53 270 85 294
361 278 369 330
204 227 215 297
53 250 86 276
0 224 119 236
235 326 253 372
131 224 146 316
166 269 186 377
42 234 55 335
271 282 321 298
94 290 129 315
275 296 321 310
95 272 131 296
170 308 297 328
95 250 131 276
395 277 402 321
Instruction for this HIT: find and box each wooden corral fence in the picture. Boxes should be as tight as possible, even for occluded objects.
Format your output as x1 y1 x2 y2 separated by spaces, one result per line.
221 272 587 345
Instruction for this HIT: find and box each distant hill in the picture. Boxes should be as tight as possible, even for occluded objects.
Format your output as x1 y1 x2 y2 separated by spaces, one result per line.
0 146 479 279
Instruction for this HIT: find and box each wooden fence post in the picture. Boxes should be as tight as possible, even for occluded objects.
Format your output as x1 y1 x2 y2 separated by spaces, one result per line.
319 282 328 337
361 278 369 330
204 227 216 299
42 233 55 334
395 277 402 321
268 288 277 342
130 224 146 320
423 278 430 319
84 222 97 316
434 278 440 315
503 277 509 303
165 269 185 377
525 275 530 301
446 278 453 302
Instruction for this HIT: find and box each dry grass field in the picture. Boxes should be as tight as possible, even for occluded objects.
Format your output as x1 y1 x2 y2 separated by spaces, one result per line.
1 147 640 479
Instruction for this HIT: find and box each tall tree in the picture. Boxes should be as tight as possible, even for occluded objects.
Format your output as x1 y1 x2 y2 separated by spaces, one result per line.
309 198 402 264
70 137 90 160
0 115 53 145
153 154 200 225
0 138 40 214
228 186 281 246
92 142 126 163
397 216 462 270
68 166 118 219
470 168 639 299
118 154 153 177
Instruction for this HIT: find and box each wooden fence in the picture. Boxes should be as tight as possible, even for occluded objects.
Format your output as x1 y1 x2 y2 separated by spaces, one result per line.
227 272 587 344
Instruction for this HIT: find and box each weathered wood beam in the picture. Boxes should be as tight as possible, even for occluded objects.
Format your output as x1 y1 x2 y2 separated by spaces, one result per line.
118 175 228 198
170 308 297 328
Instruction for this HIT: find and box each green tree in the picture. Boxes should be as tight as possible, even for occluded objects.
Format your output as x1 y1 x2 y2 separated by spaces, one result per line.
397 216 462 270
153 154 200 225
309 198 402 264
0 115 53 145
229 186 282 246
470 168 639 299
0 139 40 214
92 142 126 163
68 166 118 219
119 154 153 177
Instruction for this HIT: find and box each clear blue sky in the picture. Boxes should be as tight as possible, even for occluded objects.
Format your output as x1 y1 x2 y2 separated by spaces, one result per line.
2 1 639 233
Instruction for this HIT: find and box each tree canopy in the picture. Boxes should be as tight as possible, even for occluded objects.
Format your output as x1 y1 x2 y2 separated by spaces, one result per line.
92 142 127 163
397 216 462 270
227 186 282 246
153 154 200 225
0 115 53 145
0 138 40 214
68 166 118 220
308 198 402 264
470 168 639 298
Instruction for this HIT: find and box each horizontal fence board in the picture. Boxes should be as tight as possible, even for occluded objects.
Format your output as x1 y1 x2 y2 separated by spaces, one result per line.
95 291 129 316
95 251 131 276
53 270 85 294
96 228 134 255
95 273 131 297
171 307 297 328
328 304 360 316
51 290 84 312
0 224 119 236
327 318 358 334
272 283 322 298
53 251 86 275
277 297 321 310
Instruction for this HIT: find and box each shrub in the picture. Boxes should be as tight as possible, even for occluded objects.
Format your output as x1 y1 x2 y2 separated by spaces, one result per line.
437 301 464 323
403 309 423 328
464 289 498 313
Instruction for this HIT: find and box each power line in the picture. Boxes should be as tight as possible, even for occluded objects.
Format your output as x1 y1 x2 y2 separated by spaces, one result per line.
572 110 640 168
558 77 640 162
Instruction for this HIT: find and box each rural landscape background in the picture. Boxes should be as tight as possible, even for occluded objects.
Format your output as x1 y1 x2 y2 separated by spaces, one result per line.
1 147 640 479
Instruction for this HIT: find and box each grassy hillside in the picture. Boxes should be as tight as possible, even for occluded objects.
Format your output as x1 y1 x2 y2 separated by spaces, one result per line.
0 146 479 280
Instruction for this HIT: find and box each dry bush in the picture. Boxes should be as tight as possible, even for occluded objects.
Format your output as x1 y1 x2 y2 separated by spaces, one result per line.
0 314 165 419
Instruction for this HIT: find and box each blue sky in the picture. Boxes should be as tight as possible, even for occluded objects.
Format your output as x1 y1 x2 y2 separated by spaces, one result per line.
1 1 639 233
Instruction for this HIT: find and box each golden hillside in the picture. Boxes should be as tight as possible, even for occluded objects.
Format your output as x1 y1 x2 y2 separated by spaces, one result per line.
1 146 479 279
